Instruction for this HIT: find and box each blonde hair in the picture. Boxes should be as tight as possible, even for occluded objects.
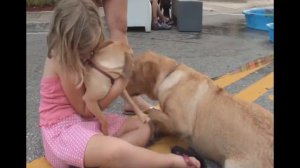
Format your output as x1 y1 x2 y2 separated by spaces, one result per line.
47 0 104 85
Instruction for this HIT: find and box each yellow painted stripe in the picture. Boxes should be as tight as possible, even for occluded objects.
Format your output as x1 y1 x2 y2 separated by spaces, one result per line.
27 157 52 168
268 95 274 101
214 64 269 88
235 72 274 102
148 136 188 153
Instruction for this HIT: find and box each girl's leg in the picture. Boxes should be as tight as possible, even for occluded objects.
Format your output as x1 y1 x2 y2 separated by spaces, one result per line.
115 115 151 147
84 134 200 168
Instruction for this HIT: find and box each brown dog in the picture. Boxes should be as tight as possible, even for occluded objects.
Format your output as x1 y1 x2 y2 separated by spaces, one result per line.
81 41 150 135
126 51 274 168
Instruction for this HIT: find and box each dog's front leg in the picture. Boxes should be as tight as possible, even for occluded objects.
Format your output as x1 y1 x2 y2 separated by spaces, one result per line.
122 90 150 123
147 110 176 136
84 99 109 135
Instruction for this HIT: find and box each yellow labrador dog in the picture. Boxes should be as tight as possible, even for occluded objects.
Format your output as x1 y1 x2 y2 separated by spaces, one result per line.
80 41 150 135
126 51 273 168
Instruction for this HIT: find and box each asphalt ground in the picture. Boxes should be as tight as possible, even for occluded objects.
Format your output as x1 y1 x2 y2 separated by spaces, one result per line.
27 2 273 167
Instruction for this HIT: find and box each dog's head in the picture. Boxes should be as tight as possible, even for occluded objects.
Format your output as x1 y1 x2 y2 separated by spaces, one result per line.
126 51 178 100
92 40 134 79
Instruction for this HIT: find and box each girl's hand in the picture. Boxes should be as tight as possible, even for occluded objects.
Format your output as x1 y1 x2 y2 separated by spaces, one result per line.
81 105 95 119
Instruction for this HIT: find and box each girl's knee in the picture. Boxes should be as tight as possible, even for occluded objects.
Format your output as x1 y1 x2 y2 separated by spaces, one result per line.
129 116 152 142
137 120 152 143
140 121 151 134
133 116 151 132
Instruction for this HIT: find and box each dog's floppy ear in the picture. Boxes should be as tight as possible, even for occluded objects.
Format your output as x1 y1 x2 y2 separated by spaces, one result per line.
142 61 159 95
98 40 114 49
122 52 134 79
142 61 158 77
104 52 133 79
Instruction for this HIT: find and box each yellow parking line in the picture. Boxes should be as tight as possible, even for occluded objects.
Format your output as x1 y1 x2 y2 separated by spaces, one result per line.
268 95 274 101
148 135 188 153
26 157 52 168
214 64 268 88
235 72 274 102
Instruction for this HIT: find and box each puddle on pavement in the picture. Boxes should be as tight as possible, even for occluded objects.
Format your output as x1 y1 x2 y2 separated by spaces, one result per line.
180 19 267 40
184 33 202 39
127 19 268 41
202 19 269 38
202 20 247 36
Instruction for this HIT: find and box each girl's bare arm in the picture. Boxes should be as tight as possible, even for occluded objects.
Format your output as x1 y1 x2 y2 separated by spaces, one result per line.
98 78 128 109
58 74 95 118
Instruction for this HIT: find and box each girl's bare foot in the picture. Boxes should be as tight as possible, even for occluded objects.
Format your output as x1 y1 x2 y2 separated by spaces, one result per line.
171 146 205 168
169 153 201 168
182 155 201 168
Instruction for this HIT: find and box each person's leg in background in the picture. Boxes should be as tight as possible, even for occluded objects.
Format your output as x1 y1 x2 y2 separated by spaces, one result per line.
102 0 129 44
161 0 171 19
150 0 172 30
102 0 156 112
150 0 159 26
159 0 174 25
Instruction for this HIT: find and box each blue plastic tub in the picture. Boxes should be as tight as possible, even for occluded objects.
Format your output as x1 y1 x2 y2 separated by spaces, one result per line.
242 7 274 31
266 23 274 43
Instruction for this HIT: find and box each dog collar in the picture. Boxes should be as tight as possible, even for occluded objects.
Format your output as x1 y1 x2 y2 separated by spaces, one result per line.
165 62 181 79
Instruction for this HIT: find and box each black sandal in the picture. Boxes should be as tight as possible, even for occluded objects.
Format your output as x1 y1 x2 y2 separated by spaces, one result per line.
171 145 207 168
123 106 159 115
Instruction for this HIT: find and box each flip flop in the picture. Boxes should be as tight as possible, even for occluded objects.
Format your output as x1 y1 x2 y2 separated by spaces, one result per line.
171 145 207 168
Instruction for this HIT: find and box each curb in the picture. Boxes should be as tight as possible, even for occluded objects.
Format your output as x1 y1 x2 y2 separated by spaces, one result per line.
26 11 53 32
27 22 50 32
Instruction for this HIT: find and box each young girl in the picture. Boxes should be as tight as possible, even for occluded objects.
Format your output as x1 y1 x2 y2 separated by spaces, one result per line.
39 0 201 167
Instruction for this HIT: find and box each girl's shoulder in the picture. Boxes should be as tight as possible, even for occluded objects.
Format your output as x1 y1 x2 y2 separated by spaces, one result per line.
41 57 60 80
41 57 78 88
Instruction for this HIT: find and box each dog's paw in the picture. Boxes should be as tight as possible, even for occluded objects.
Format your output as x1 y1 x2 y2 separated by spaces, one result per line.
143 107 161 114
100 120 109 135
139 113 151 123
